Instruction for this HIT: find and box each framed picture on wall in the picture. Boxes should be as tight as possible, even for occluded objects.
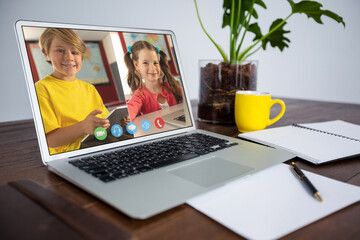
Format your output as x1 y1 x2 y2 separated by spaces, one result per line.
28 41 111 85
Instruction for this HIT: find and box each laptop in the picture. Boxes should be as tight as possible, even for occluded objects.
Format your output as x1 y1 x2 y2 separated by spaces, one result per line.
15 20 295 219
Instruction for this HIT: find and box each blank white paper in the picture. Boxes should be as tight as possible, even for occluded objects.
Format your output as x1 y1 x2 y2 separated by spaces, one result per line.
187 164 360 240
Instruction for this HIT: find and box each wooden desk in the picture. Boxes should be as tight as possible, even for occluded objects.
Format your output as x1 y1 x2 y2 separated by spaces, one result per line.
1 98 359 240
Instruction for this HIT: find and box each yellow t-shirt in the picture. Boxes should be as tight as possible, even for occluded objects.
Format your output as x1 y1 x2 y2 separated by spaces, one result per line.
35 75 109 154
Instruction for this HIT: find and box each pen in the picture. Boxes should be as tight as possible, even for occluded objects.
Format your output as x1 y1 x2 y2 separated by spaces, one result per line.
291 162 323 202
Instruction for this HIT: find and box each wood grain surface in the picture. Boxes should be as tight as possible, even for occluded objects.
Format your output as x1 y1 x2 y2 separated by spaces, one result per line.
0 98 359 240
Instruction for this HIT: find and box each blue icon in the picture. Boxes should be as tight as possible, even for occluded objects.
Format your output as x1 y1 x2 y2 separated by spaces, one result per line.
111 124 123 137
126 122 137 134
141 120 151 131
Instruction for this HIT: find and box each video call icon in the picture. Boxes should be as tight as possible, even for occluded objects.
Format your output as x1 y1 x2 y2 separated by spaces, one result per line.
111 124 123 137
94 127 107 140
126 122 138 134
141 120 151 132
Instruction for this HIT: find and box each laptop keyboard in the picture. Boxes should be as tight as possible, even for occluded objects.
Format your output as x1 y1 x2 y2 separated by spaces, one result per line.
69 133 238 183
174 114 186 122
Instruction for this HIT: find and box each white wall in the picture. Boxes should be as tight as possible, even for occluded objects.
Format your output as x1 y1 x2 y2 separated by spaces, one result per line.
0 0 359 123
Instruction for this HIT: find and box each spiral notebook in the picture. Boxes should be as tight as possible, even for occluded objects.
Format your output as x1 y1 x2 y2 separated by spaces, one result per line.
238 120 360 164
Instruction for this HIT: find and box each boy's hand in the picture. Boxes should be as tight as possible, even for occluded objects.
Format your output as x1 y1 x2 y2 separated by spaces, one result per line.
81 110 110 135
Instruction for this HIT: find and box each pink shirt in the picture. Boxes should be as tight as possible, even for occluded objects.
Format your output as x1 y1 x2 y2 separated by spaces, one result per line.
127 83 181 120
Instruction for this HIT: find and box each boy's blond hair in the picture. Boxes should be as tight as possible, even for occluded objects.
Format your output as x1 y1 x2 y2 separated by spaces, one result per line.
39 28 86 64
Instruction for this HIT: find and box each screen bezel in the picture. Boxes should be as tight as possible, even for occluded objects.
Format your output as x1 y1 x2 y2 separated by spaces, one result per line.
15 20 196 164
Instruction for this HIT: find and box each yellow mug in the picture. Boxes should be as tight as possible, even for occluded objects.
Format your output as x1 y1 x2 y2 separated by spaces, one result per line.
235 91 286 133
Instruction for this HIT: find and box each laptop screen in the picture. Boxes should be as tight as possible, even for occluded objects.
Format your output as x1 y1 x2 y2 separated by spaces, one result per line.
18 23 193 156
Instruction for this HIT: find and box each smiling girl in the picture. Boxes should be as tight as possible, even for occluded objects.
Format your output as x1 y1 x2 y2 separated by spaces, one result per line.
124 40 182 120
35 28 109 154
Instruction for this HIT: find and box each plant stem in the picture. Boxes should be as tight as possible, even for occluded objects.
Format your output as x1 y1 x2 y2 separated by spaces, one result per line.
237 13 293 62
243 45 262 61
230 0 236 61
231 0 243 64
235 0 242 34
194 0 228 62
236 0 256 62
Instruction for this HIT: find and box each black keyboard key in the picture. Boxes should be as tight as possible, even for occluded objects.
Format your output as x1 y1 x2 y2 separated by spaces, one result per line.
175 153 200 161
92 171 110 178
127 169 140 176
112 171 128 179
195 150 210 155
135 165 153 172
79 163 99 171
86 166 107 174
149 160 173 169
99 175 116 182
68 160 86 167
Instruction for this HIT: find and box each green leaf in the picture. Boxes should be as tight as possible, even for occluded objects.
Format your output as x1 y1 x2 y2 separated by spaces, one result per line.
247 23 263 41
262 19 291 51
222 0 267 29
287 0 345 27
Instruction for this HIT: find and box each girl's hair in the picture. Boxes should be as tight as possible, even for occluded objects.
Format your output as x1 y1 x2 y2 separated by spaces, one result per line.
39 28 86 64
124 40 182 103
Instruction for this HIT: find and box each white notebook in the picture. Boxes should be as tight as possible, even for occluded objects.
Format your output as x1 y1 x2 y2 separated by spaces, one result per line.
187 163 360 240
238 120 360 164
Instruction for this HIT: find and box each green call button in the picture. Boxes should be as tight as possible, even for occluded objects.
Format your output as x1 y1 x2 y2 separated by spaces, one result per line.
94 127 107 140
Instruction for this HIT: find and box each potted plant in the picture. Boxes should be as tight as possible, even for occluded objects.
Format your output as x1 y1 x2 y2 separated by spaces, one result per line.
194 0 345 123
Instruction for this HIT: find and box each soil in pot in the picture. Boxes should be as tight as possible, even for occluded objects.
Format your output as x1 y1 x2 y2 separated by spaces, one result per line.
198 61 257 123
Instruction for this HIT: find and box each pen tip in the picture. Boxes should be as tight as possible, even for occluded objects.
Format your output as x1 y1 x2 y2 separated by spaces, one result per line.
315 192 323 202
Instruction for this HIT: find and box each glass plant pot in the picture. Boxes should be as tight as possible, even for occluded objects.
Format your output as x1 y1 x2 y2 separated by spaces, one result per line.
198 60 258 124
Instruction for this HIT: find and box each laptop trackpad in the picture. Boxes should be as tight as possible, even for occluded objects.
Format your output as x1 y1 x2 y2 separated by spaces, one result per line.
169 157 253 188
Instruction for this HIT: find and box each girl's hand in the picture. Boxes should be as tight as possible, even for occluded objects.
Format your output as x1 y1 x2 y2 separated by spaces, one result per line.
120 115 130 129
81 110 110 135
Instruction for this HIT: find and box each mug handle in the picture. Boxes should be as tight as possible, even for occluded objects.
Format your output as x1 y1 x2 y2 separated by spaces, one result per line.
267 99 286 127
